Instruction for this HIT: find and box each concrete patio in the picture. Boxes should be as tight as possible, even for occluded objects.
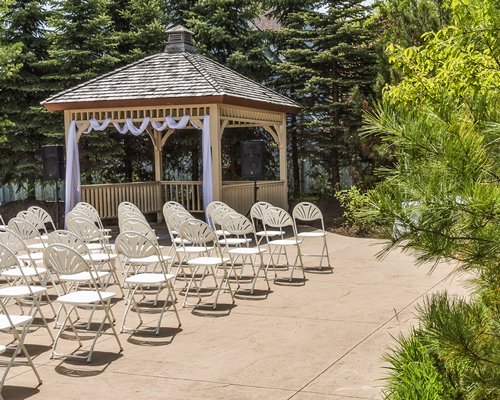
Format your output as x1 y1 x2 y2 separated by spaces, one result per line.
1 230 469 400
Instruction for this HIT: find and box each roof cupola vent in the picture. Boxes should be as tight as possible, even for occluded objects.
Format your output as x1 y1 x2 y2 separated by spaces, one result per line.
165 25 196 54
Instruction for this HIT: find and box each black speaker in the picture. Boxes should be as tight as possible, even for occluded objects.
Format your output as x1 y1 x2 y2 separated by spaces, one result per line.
241 140 265 179
42 145 64 180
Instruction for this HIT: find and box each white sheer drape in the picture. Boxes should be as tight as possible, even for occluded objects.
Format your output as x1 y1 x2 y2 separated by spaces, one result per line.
64 115 212 216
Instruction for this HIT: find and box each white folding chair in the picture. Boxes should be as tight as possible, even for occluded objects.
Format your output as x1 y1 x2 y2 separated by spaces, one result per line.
0 228 52 287
179 219 235 309
43 244 122 362
73 202 112 237
0 214 6 229
115 232 180 335
0 244 54 342
292 202 331 270
205 201 233 236
8 217 46 252
67 217 124 297
250 202 284 244
221 213 269 294
0 297 42 392
28 206 56 232
17 211 48 238
263 207 305 283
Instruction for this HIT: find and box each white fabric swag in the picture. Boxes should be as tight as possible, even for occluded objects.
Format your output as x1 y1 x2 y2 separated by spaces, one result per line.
65 115 213 217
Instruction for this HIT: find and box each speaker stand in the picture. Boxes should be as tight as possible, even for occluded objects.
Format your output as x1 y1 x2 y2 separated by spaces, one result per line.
54 180 60 229
245 179 259 218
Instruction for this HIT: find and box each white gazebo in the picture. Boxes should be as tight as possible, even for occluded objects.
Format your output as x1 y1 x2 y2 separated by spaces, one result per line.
42 26 300 219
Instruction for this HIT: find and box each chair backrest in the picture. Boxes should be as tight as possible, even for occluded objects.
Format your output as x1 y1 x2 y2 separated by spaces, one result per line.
163 203 186 224
115 231 162 260
120 218 157 243
67 216 106 244
73 202 106 230
263 207 295 232
210 205 234 228
118 209 147 230
293 202 325 230
47 230 89 254
205 201 231 228
179 219 217 247
8 217 44 242
17 210 47 234
221 212 256 241
167 211 195 235
250 201 273 229
0 228 32 256
117 202 141 214
27 206 56 231
0 242 23 273
43 243 91 278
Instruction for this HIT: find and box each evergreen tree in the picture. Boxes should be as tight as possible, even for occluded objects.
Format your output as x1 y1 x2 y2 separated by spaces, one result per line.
0 0 55 193
268 0 316 197
170 0 271 81
362 0 499 397
276 0 377 189
46 0 124 185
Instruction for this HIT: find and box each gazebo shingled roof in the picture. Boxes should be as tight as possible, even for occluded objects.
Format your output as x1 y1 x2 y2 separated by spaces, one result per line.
42 52 300 113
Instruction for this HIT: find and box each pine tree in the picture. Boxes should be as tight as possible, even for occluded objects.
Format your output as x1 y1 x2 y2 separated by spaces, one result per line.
363 0 500 397
46 0 123 185
276 0 377 188
0 0 55 193
171 0 271 81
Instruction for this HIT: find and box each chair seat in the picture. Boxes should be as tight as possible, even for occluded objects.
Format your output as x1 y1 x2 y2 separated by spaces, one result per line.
188 257 229 266
297 232 327 238
228 247 266 255
125 273 176 285
268 239 302 246
0 314 32 330
26 242 46 251
173 237 191 244
177 246 213 254
18 252 44 261
60 271 109 282
256 230 283 237
87 243 112 251
128 255 171 264
57 290 115 305
1 266 48 278
0 285 47 298
219 238 252 246
83 253 118 263
214 229 231 237
0 344 6 354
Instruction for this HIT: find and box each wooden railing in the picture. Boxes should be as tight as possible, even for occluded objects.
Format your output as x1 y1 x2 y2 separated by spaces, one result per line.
81 180 286 218
161 181 203 212
222 181 286 214
82 181 160 219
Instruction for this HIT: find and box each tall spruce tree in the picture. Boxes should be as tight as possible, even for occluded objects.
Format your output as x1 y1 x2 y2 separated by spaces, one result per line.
0 0 55 194
46 0 125 184
170 0 270 81
269 0 316 197
276 0 376 188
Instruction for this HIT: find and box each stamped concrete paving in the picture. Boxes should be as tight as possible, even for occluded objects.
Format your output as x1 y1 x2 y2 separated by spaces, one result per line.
1 232 470 400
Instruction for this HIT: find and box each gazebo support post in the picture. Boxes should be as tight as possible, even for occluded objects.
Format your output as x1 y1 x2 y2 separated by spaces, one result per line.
210 104 222 202
152 128 164 221
279 113 288 210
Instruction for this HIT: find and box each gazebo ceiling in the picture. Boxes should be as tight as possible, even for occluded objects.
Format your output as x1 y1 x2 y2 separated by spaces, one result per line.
42 26 300 114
